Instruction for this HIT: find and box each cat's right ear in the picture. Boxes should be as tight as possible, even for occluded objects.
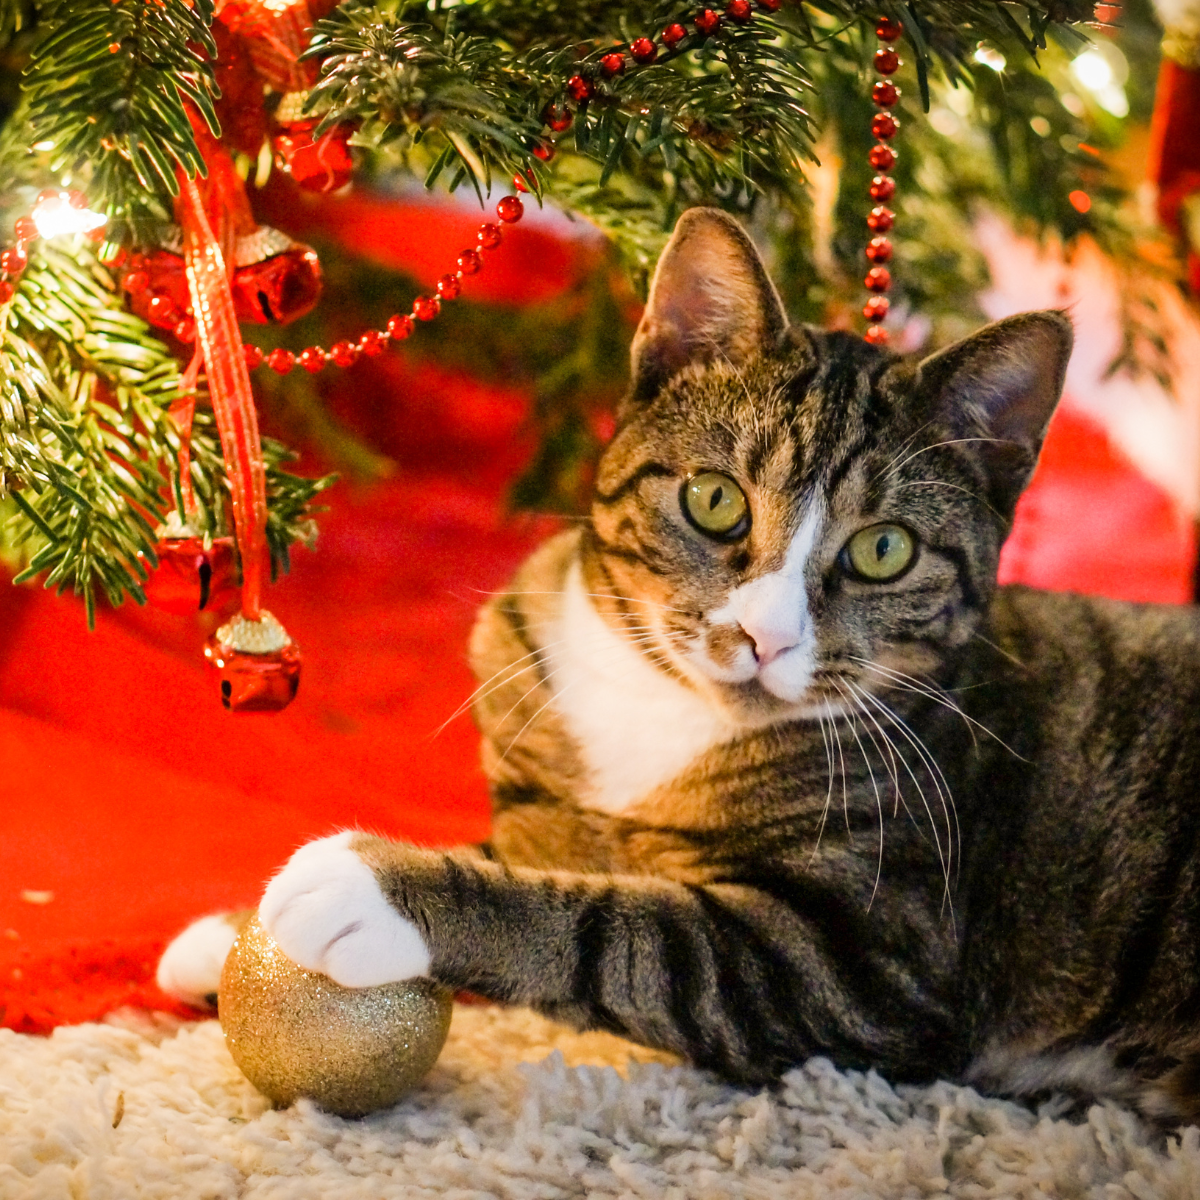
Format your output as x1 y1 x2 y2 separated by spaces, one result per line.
628 208 788 402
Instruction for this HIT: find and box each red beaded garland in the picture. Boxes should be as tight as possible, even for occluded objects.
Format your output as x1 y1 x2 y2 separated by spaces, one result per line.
876 15 903 40
544 104 573 132
0 280 13 304
695 9 721 34
0 245 28 275
869 175 896 201
146 294 180 329
458 248 483 275
359 329 386 357
329 341 359 368
865 236 893 263
267 348 295 374
173 317 196 343
567 74 595 102
862 15 901 345
532 142 556 161
864 325 890 346
871 112 899 140
863 296 890 322
496 196 525 223
867 205 895 233
663 22 687 46
437 273 462 299
630 37 657 63
874 48 900 74
387 314 414 340
299 346 326 373
413 295 440 321
13 217 37 244
601 52 626 77
726 0 753 22
512 172 530 193
244 344 265 370
868 143 896 171
872 80 899 108
865 267 891 292
478 223 503 250
123 269 150 294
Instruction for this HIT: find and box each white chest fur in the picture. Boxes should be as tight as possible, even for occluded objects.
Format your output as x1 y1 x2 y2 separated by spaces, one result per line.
542 563 736 815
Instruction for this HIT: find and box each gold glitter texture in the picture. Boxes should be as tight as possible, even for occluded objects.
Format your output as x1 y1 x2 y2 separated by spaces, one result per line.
219 915 452 1117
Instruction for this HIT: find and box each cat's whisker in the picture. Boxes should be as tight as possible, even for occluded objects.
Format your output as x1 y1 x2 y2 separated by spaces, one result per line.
807 712 837 870
876 420 936 479
892 479 1008 525
841 684 916 829
834 679 886 911
883 436 1013 481
970 629 1027 669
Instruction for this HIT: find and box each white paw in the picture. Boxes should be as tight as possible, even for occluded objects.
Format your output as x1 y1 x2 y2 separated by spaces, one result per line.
259 832 430 988
156 914 240 1007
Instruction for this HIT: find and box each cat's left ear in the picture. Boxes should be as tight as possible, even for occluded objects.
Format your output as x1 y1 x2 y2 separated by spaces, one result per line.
916 310 1073 513
629 207 788 401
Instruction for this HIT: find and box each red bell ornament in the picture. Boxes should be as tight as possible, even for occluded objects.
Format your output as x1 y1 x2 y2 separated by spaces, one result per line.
273 120 356 193
230 227 323 326
204 611 302 714
143 534 238 615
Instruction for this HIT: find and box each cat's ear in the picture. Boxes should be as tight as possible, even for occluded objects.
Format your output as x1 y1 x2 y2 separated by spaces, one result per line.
629 208 788 400
916 310 1073 513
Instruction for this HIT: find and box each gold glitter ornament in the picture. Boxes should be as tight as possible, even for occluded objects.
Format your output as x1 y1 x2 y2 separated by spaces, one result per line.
218 915 452 1117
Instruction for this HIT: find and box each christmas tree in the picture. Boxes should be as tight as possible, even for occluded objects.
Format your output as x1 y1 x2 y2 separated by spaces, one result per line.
0 0 1190 708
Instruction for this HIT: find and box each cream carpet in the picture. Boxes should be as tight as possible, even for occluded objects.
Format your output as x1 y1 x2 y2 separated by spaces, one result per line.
2 1004 1199 1199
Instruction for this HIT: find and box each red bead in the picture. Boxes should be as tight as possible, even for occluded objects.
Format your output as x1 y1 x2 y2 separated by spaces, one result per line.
726 0 753 23
869 175 896 201
758 0 781 9
544 104 573 132
204 635 302 714
864 325 890 346
874 48 900 75
123 269 149 294
496 195 524 223
863 296 890 323
437 273 462 299
663 22 687 46
99 244 126 268
146 294 180 329
630 37 657 62
36 188 59 205
13 217 38 244
299 346 326 373
601 52 626 76
512 172 530 193
359 329 386 357
695 9 721 34
0 280 13 304
872 112 899 140
330 340 359 368
67 189 87 209
388 313 414 340
868 143 896 171
173 317 196 343
867 206 895 233
0 246 28 275
532 142 556 161
865 236 893 263
567 75 595 103
478 223 503 250
267 348 295 374
457 248 483 275
876 16 903 41
244 344 264 370
413 295 440 321
872 80 899 108
865 266 891 292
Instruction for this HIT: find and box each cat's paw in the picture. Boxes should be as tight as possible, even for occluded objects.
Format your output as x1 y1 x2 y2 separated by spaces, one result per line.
259 831 430 988
156 913 242 1007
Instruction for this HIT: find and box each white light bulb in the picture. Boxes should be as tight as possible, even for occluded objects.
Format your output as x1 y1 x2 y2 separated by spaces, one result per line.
1071 49 1114 92
31 192 107 239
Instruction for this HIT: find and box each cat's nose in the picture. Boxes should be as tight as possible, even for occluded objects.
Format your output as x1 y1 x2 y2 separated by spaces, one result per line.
739 621 798 667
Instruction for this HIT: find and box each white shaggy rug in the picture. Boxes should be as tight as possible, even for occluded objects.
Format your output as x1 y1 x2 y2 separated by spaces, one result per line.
2 1005 1199 1199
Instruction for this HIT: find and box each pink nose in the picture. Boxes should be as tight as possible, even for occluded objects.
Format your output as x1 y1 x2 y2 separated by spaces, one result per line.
740 623 798 667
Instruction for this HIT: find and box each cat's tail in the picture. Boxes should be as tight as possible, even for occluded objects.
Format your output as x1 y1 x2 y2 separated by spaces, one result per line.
156 909 254 1008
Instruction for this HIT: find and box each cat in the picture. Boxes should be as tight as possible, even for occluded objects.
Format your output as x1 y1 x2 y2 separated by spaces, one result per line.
158 206 1200 1125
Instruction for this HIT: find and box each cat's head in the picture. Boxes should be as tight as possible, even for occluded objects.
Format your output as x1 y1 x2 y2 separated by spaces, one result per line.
584 207 1072 726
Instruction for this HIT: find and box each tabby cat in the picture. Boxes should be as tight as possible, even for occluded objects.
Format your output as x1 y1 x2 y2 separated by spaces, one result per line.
159 207 1200 1124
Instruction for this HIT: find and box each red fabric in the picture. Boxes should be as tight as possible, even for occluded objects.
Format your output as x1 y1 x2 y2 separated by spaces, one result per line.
0 192 1194 1032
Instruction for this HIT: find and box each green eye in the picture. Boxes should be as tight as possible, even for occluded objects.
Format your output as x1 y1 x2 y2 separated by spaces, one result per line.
681 472 750 540
843 523 916 581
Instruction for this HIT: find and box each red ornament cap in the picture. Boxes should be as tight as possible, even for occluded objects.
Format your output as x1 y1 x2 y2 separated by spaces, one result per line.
726 0 753 23
871 112 899 140
544 104 573 132
630 37 657 62
267 348 296 374
204 612 301 714
244 344 265 370
413 295 440 321
874 48 900 74
866 205 895 232
865 236 893 263
0 245 28 275
388 313 415 340
330 340 359 368
299 346 326 373
863 295 890 322
869 175 896 201
478 223 503 250
458 248 483 275
567 75 595 102
695 9 722 35
868 143 897 171
359 329 386 357
864 325 890 346
875 16 903 41
497 195 525 223
14 217 38 244
865 266 892 292
872 80 899 108
663 22 687 46
437 273 462 299
601 52 626 76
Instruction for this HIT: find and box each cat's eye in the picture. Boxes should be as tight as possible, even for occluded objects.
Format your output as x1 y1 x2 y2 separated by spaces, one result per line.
681 472 750 541
842 523 916 581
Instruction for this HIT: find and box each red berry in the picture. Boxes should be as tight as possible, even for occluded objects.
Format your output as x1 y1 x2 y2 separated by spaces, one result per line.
872 112 899 140
864 325 890 346
146 294 179 329
532 142 556 161
663 22 687 47
601 52 626 76
726 0 752 23
630 37 657 63
496 195 524 223
13 217 38 244
387 314 414 340
544 104 573 132
865 236 893 263
863 296 890 322
872 80 899 108
173 317 196 343
867 206 895 233
0 245 28 275
244 344 264 370
299 346 326 373
359 329 386 357
123 269 149 294
865 266 891 292
876 16 903 41
267 348 295 374
869 175 896 201
695 9 721 34
437 273 462 299
478 223 503 250
567 75 595 103
413 295 440 321
874 48 900 75
330 340 359 368
868 143 897 171
0 280 13 304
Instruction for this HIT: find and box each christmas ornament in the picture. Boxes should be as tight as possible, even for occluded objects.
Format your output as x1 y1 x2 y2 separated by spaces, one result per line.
219 914 452 1116
204 610 302 712
142 527 238 616
862 15 902 346
273 118 356 193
